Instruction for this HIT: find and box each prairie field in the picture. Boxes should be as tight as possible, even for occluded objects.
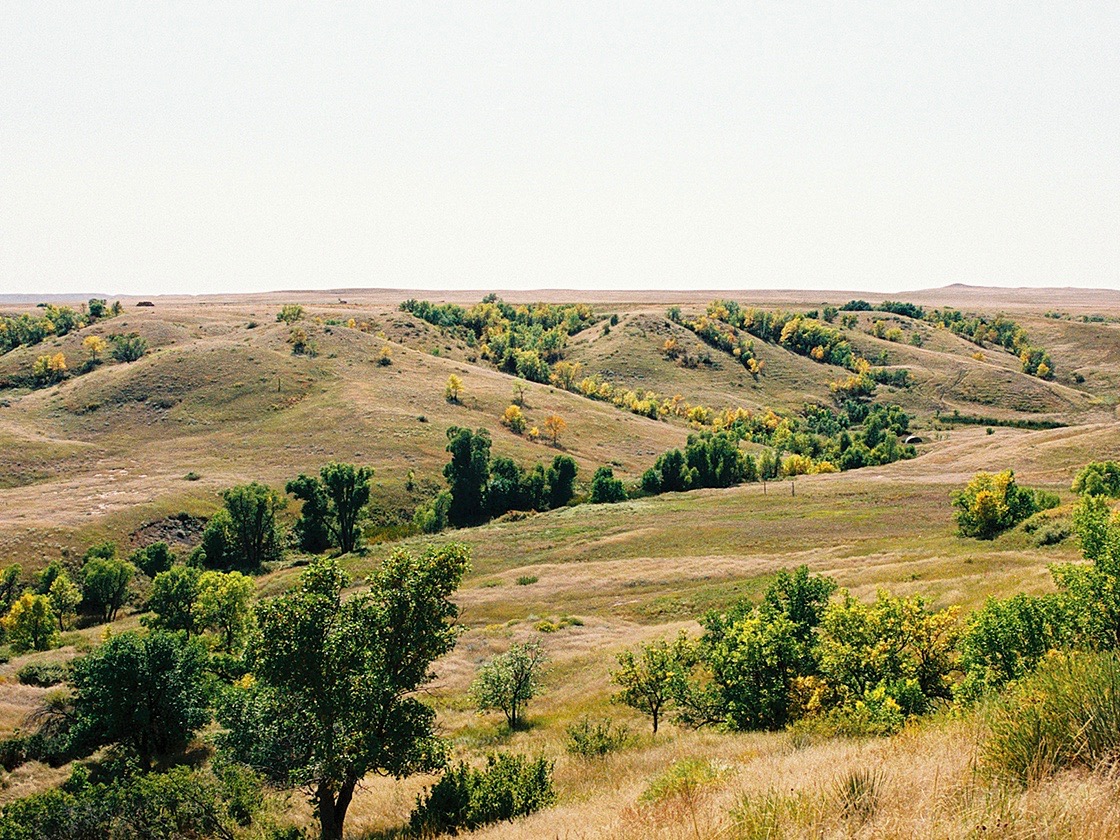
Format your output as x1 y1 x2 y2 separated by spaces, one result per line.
2 284 1120 838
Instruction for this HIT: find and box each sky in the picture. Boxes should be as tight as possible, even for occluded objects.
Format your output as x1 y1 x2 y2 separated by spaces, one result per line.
1 2 1118 296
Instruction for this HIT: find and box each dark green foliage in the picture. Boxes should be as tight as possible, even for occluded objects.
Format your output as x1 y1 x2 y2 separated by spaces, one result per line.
409 753 555 835
875 301 925 319
318 462 373 554
130 542 174 578
80 556 135 622
108 332 148 363
217 545 469 840
841 300 872 311
16 662 68 687
589 466 627 504
565 717 631 758
445 427 492 526
0 564 22 613
0 763 263 840
487 456 525 519
286 474 332 553
546 455 578 508
201 482 285 571
70 630 212 769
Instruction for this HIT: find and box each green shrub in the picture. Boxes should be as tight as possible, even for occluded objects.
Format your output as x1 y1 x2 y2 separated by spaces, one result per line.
516 575 538 586
16 662 67 687
409 753 555 834
640 758 723 804
983 651 1120 784
951 470 1055 540
565 717 631 759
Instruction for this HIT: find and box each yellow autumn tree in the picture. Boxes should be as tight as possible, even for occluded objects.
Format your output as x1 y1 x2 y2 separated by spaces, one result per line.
501 405 527 434
543 414 567 445
445 374 464 403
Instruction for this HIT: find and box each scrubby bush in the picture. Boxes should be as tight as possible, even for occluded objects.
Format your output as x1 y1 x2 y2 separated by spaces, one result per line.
1072 461 1120 498
565 717 631 758
589 466 627 504
983 651 1120 785
409 754 555 835
16 662 68 687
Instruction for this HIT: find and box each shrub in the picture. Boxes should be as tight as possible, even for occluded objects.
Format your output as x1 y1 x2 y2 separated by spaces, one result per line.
589 466 627 504
516 575 538 586
983 651 1120 785
951 470 1056 539
640 758 723 804
409 753 555 835
108 332 148 362
835 767 883 823
1072 461 1120 497
16 662 67 687
565 717 631 758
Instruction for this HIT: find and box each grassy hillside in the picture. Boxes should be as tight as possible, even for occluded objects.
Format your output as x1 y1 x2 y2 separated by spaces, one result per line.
2 289 1120 838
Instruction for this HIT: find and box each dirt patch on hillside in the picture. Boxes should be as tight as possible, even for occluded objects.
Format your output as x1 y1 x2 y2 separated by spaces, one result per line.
128 512 207 549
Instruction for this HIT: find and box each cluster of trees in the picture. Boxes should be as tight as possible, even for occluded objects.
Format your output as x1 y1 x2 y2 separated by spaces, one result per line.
612 566 959 736
0 299 121 355
401 295 600 384
839 300 1055 379
415 427 579 530
952 470 1059 539
674 301 857 370
664 308 762 377
23 331 148 389
0 545 474 840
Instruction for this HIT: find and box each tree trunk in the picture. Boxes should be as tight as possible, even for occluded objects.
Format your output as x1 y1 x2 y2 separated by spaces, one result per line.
317 779 356 840
652 707 659 735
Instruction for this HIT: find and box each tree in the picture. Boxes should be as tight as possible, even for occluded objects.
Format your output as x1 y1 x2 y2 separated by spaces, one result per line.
2 593 58 652
319 462 373 555
0 564 22 613
445 374 464 403
612 634 694 734
70 630 211 770
470 641 548 730
197 570 255 653
215 482 286 571
81 556 135 622
146 565 202 637
130 541 174 578
109 333 148 362
952 470 1055 540
217 545 470 840
486 456 524 518
546 455 578 509
32 352 67 386
501 404 527 434
286 473 333 553
47 572 82 631
444 427 491 527
82 334 107 364
589 466 627 504
413 490 452 534
543 414 567 446
1072 461 1120 498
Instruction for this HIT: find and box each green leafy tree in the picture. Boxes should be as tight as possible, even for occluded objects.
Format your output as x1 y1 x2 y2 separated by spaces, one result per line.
197 570 255 653
1072 461 1120 498
444 427 491 526
80 556 135 622
208 482 286 571
217 545 470 840
108 332 148 362
951 470 1055 540
469 641 549 730
145 565 202 637
130 542 174 578
319 462 373 554
70 630 211 769
546 455 578 508
589 466 627 504
612 633 694 734
1071 493 1117 562
413 490 452 534
0 564 22 613
47 572 82 632
2 593 59 652
286 473 333 553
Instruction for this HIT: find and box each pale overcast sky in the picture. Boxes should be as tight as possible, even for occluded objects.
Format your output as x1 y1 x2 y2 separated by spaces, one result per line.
1 3 1118 296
